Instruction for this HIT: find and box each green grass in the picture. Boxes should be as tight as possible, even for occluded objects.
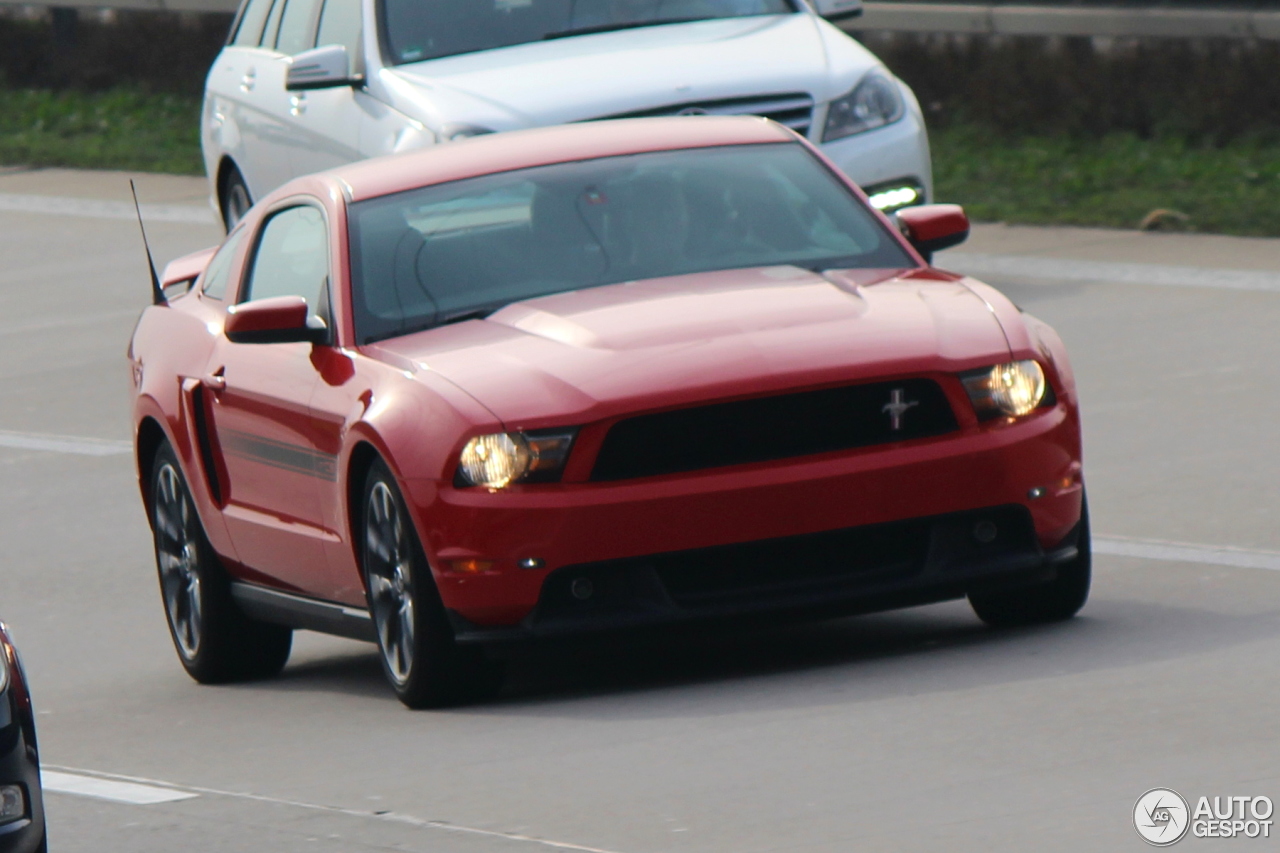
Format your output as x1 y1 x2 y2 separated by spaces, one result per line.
3 87 1280 237
933 124 1280 237
0 88 202 174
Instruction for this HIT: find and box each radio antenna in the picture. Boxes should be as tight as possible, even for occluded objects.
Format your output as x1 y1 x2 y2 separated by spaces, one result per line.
129 179 167 306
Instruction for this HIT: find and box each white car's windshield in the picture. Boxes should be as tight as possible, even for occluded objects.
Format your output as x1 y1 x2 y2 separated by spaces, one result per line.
381 0 798 64
348 142 913 344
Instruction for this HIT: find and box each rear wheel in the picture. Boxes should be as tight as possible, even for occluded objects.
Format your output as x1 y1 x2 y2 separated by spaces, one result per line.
361 460 501 708
151 441 292 682
219 164 252 232
969 494 1092 627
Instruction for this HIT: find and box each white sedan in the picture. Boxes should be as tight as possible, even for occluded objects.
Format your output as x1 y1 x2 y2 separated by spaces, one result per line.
202 0 932 231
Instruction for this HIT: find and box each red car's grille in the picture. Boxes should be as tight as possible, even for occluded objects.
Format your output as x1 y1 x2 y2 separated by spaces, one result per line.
590 378 959 481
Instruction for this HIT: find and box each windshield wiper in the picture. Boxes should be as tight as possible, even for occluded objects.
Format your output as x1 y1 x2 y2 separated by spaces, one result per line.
543 17 710 40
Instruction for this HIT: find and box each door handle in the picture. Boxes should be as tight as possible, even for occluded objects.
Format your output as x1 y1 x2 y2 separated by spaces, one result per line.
289 93 307 116
240 68 256 92
205 367 226 392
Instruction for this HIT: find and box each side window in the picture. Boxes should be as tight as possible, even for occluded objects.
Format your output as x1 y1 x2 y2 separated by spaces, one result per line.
261 0 287 51
315 0 362 58
244 206 330 320
276 0 324 55
231 0 275 46
201 229 246 300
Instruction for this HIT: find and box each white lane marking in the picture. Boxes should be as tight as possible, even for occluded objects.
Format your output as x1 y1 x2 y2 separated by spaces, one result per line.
935 251 1280 294
0 193 214 225
1095 535 1280 571
43 765 629 853
0 431 131 457
42 770 198 805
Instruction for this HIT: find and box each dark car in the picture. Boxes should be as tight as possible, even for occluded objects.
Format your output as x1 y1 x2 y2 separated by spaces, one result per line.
0 622 44 852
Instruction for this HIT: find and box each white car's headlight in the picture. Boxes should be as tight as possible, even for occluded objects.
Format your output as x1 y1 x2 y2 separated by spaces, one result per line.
0 640 9 695
457 430 576 488
822 71 906 143
961 361 1049 419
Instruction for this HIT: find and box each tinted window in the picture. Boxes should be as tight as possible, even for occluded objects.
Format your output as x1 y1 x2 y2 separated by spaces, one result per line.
348 143 912 343
382 0 794 64
232 0 275 46
245 206 329 317
201 229 246 300
276 0 324 54
316 0 362 56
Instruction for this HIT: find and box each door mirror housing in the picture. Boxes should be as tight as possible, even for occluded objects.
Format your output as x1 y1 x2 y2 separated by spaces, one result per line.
812 0 862 22
226 296 327 344
286 44 361 91
895 204 970 263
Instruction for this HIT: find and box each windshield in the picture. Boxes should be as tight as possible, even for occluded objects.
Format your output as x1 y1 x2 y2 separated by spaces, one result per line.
348 142 914 344
381 0 797 64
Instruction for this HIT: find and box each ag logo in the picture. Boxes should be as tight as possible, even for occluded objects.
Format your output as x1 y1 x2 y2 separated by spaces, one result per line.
1135 788 1191 846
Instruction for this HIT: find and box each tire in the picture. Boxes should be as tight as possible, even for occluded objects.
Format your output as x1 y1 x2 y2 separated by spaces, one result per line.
361 460 502 708
150 441 292 683
219 164 252 233
969 494 1092 627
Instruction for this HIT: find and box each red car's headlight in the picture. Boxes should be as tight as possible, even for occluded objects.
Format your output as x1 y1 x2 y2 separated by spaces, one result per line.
457 430 577 488
961 360 1048 419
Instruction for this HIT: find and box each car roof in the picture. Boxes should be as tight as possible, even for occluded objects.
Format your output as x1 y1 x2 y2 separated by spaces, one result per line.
332 116 796 203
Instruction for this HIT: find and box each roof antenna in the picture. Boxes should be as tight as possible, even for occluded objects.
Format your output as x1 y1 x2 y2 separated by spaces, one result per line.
129 179 167 306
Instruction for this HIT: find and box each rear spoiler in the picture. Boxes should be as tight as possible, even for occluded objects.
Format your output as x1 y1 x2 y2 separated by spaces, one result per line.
161 246 218 294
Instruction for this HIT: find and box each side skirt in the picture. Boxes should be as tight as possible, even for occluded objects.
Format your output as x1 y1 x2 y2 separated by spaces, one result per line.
231 582 376 643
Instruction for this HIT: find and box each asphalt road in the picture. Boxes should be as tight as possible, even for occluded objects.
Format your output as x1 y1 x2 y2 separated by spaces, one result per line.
2 167 1279 852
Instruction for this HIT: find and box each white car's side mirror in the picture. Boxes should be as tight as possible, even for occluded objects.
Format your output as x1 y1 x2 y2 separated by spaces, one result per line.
813 0 863 22
286 45 362 91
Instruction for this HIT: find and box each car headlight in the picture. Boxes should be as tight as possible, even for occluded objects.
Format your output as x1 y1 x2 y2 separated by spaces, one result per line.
961 361 1048 419
0 642 8 695
457 430 577 488
822 71 905 143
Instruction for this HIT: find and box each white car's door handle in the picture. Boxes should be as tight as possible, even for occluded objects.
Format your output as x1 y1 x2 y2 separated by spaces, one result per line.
240 69 256 92
289 93 307 116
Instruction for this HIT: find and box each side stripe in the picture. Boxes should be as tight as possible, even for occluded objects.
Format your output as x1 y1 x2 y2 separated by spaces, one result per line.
220 429 337 481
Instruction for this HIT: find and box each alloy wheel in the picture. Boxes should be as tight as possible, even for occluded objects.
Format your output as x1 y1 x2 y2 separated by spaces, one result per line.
365 481 416 685
154 462 203 660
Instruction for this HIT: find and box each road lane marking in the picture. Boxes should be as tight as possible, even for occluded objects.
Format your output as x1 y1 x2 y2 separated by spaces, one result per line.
1095 535 1280 571
0 431 131 457
41 770 198 805
936 251 1280 293
43 765 629 853
0 193 214 225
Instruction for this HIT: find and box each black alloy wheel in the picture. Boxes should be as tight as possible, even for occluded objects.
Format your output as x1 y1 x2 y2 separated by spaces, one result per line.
219 165 252 233
969 492 1092 627
151 441 292 683
361 460 502 708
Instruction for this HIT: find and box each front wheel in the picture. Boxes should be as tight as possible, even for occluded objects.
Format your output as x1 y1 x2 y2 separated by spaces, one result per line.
969 494 1092 627
362 460 501 708
219 164 252 232
151 441 292 683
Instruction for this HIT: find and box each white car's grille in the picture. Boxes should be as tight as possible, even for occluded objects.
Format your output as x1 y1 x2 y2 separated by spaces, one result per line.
600 93 815 138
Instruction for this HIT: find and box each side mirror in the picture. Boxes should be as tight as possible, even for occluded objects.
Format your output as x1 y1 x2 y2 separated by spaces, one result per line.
813 0 862 22
286 44 361 91
226 296 327 344
895 204 970 263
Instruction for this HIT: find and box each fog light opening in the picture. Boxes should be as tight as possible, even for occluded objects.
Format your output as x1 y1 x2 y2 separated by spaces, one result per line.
0 784 26 824
973 520 999 544
570 578 594 601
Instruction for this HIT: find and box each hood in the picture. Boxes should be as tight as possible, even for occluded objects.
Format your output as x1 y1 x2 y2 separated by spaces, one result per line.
371 267 1014 428
380 14 873 131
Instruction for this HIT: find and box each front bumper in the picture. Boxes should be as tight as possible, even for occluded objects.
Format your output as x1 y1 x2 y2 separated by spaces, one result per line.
0 694 44 853
408 403 1083 632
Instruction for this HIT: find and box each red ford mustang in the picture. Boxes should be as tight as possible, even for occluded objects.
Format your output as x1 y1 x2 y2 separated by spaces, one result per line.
129 116 1088 707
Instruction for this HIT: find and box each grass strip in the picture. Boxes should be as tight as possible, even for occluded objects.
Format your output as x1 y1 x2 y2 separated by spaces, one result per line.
0 88 202 174
932 124 1280 237
1 88 1279 237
